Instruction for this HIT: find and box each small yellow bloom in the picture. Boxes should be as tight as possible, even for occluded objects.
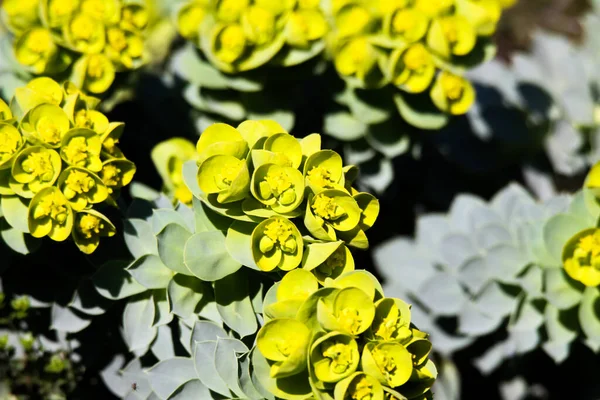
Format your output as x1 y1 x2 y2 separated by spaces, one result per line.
72 210 116 253
14 28 57 74
0 124 24 168
427 15 476 58
335 4 373 39
430 71 475 115
242 6 276 45
120 3 149 32
11 147 62 194
563 229 600 287
64 13 106 54
216 0 250 22
414 0 455 17
389 43 436 93
285 9 328 47
28 187 74 241
177 2 206 39
214 24 247 64
334 37 377 80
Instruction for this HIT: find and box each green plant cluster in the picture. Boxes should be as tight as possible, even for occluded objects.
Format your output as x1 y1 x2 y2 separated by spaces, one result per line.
0 77 135 254
0 0 150 94
92 119 438 399
374 168 600 375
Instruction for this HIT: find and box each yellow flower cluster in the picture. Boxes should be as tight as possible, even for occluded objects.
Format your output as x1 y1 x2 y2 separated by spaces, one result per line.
175 0 329 72
328 0 513 115
0 77 135 253
2 0 149 93
255 269 437 400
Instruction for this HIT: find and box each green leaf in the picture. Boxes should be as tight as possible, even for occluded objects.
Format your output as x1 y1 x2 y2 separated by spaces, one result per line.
158 223 194 276
225 221 259 270
152 209 194 235
191 320 228 346
458 301 503 336
579 286 600 344
153 290 173 327
215 338 249 398
124 219 158 258
545 303 577 345
127 255 174 289
193 340 231 397
151 324 176 361
172 44 232 89
99 355 130 397
193 197 231 232
419 273 466 316
251 349 312 400
184 231 242 281
147 357 198 399
0 218 39 255
486 245 528 282
69 280 111 316
50 304 91 333
239 353 264 400
215 269 258 337
123 294 158 352
475 282 516 317
1 195 30 233
393 93 449 130
323 111 367 141
169 379 211 400
92 261 146 300
543 213 589 262
168 275 205 319
544 268 583 309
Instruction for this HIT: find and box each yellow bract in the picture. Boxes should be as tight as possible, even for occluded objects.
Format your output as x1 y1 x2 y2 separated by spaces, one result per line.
563 229 600 287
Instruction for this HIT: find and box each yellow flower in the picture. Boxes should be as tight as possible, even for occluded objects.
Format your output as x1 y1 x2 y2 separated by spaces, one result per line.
79 0 120 24
563 229 600 287
0 124 24 169
335 4 374 39
72 210 116 253
414 0 455 17
427 14 476 58
106 27 145 69
2 0 39 32
14 28 58 74
63 13 106 54
334 37 378 81
120 3 149 32
216 0 250 22
213 24 247 64
45 0 80 28
28 187 74 241
11 146 62 195
242 6 276 45
177 2 206 39
285 9 328 47
75 54 116 94
430 71 475 115
388 8 430 43
388 43 436 93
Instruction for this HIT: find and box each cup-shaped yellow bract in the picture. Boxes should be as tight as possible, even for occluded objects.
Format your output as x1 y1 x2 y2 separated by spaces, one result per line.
197 155 250 203
65 102 108 134
100 158 136 194
361 342 413 388
304 150 344 193
14 28 59 74
385 8 429 44
2 0 40 32
0 124 25 169
406 334 433 369
72 54 117 94
456 0 501 36
216 0 250 22
562 228 600 287
20 104 71 148
310 331 359 383
196 123 249 163
28 186 74 241
0 99 13 122
257 318 311 378
303 241 355 284
317 287 375 335
120 3 149 32
176 1 207 40
72 209 116 254
60 128 102 172
42 0 80 28
100 122 124 156
370 298 412 343
334 3 374 39
305 189 362 241
333 372 384 400
265 269 319 319
151 137 198 205
63 13 106 53
15 77 64 115
211 23 248 64
414 0 454 18
430 71 475 115
251 163 304 213
241 6 276 46
584 161 600 202
105 27 145 70
333 37 380 86
400 359 437 399
251 216 304 271
11 146 62 195
260 132 303 169
285 9 328 48
427 15 476 58
388 43 436 94
58 166 108 211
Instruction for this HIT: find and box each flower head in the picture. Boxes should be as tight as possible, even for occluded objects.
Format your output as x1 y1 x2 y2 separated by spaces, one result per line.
28 186 74 241
252 216 303 271
563 228 600 287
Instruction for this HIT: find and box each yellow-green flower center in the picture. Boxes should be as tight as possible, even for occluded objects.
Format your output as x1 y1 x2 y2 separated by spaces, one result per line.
441 18 459 44
440 74 465 100
50 0 77 18
36 116 62 145
307 166 335 188
276 340 291 357
33 191 68 223
0 130 21 161
214 160 241 190
403 45 430 71
75 109 92 128
375 311 410 341
338 308 361 335
63 169 95 200
216 24 246 63
245 6 275 44
101 164 121 189
312 194 346 221
337 6 371 36
321 340 353 374
103 136 119 153
77 213 103 239
70 14 95 41
349 376 374 400
25 29 53 54
372 349 397 380
87 55 107 79
81 0 107 20
22 152 55 182
259 219 297 254
63 137 90 165
217 0 248 21
259 170 295 205
108 28 127 52
392 11 416 34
